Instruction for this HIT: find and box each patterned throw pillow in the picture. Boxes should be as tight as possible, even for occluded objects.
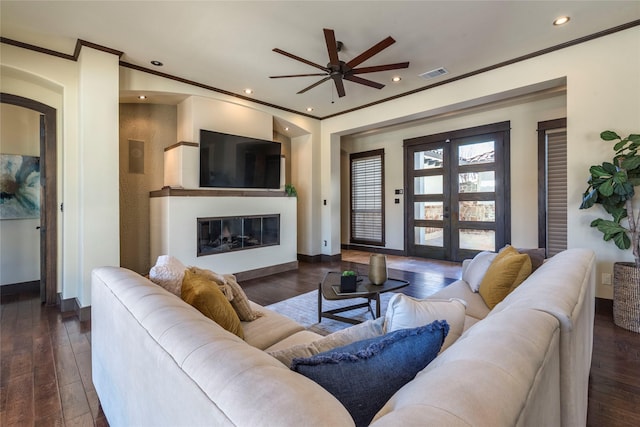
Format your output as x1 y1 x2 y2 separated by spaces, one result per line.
291 320 449 427
148 255 186 296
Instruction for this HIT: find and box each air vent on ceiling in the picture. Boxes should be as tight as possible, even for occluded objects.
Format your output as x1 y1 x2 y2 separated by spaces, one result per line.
419 67 448 79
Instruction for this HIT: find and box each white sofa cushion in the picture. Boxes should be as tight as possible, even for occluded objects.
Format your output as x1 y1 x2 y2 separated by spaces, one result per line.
384 294 466 351
267 317 385 367
427 280 490 325
462 251 497 292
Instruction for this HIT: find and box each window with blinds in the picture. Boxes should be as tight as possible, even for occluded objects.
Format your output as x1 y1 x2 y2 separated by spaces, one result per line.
350 149 385 245
538 118 567 258
545 129 568 256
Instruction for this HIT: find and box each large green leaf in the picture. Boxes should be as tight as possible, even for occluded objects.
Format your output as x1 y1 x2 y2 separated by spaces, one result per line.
580 189 598 209
601 130 621 141
612 170 628 184
622 156 640 170
589 165 611 178
598 178 615 196
603 205 628 223
593 220 631 249
602 162 618 175
613 232 632 250
614 139 629 151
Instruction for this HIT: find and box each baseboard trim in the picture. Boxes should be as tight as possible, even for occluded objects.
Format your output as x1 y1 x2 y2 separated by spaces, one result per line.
59 294 91 322
234 260 298 282
297 253 342 263
0 280 39 296
595 297 613 317
341 244 406 257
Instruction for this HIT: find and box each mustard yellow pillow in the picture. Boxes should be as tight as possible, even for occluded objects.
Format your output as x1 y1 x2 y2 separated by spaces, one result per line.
478 247 532 309
181 270 244 339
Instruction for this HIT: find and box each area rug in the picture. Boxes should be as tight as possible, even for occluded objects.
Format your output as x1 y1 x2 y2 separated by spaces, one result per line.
266 290 395 336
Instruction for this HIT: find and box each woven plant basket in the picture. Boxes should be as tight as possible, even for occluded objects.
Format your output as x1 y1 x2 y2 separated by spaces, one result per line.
613 262 640 333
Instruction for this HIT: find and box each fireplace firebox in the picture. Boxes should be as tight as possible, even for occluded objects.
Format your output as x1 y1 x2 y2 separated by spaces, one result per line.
197 214 280 256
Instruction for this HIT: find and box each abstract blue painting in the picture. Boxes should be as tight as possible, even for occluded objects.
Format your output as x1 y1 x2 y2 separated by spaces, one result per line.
0 154 40 219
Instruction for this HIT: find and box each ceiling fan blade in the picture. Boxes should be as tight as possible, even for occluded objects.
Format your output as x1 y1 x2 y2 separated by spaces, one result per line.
273 48 329 72
323 28 340 66
270 73 328 78
332 76 346 97
343 74 385 89
345 36 395 69
352 62 410 74
297 76 331 94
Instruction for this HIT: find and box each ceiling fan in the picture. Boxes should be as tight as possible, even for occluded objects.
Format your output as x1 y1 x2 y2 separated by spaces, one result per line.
270 28 409 98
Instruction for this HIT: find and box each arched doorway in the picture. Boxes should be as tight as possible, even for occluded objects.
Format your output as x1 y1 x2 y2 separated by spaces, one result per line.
1 93 57 305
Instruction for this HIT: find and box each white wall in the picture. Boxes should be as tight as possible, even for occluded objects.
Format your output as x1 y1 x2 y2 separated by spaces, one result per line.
0 103 41 285
322 27 640 299
1 43 120 307
76 47 120 306
120 68 322 257
341 91 567 251
1 49 72 296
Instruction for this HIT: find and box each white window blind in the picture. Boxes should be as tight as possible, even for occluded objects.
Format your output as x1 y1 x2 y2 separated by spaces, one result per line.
546 129 567 257
351 150 384 245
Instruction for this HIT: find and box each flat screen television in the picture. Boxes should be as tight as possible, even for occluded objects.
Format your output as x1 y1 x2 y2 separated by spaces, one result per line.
199 129 281 189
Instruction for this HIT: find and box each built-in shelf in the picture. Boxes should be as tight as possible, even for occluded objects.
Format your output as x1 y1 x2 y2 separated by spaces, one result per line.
150 187 287 198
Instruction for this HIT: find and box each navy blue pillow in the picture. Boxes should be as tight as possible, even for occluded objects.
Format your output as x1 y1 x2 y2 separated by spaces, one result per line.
291 320 449 427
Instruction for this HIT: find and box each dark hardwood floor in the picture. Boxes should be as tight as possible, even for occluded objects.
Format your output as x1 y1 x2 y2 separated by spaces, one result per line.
1 255 638 426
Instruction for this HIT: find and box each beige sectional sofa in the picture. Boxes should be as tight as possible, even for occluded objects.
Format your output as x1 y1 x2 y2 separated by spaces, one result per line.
91 248 595 426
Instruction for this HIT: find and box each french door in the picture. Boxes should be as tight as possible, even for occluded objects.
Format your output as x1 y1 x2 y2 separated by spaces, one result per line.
404 122 510 262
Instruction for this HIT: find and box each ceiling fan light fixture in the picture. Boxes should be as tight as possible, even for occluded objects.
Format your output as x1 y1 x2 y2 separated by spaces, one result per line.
553 16 570 26
271 28 409 99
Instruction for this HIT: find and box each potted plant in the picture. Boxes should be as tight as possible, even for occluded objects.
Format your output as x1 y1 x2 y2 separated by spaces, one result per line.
580 130 640 332
340 270 357 293
285 184 297 197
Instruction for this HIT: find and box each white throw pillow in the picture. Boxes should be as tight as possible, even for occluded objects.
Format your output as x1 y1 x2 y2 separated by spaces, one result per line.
148 255 186 296
463 251 498 292
268 317 385 367
384 294 466 351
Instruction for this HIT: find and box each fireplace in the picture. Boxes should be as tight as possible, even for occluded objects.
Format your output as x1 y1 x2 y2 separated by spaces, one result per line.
197 214 280 256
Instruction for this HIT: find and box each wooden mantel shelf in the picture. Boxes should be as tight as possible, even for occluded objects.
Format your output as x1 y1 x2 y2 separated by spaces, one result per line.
150 187 287 198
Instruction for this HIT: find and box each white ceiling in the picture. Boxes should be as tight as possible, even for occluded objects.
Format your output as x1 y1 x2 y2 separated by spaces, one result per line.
2 1 639 119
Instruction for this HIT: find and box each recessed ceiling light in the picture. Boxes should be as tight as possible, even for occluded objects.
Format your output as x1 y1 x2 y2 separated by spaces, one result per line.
284 127 289 131
150 60 163 66
392 76 401 82
244 88 253 95
138 95 147 100
306 107 314 112
553 16 570 26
